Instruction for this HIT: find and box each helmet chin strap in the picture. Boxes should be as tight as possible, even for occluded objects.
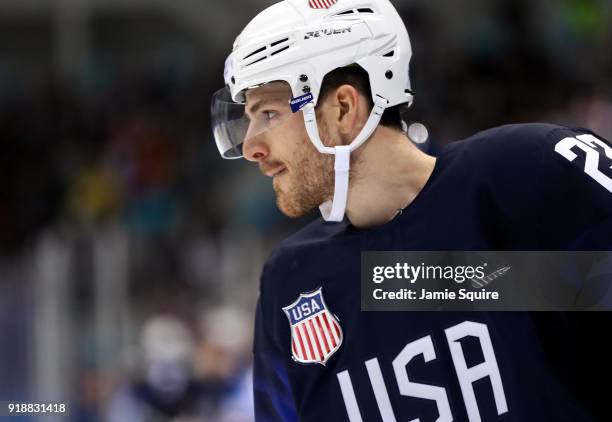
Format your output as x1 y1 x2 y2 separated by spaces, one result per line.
302 96 388 222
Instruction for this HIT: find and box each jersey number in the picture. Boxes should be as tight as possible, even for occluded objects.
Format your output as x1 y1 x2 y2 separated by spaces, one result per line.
337 321 508 422
555 134 612 193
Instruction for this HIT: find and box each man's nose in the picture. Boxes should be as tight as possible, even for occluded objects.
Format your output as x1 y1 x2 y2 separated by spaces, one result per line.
242 131 269 162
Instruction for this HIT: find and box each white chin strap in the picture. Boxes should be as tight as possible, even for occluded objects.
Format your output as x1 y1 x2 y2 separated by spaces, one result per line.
302 96 388 222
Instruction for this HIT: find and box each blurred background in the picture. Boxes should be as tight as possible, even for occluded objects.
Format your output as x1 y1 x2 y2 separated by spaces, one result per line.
0 0 610 420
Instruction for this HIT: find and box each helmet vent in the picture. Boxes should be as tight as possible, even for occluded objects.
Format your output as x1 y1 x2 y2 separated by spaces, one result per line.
243 46 267 61
241 38 294 68
333 8 375 17
269 38 292 57
246 56 267 66
271 45 290 56
271 38 289 47
383 50 395 57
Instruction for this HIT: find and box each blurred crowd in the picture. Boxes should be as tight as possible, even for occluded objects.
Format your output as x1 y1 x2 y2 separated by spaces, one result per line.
0 0 610 420
107 311 253 422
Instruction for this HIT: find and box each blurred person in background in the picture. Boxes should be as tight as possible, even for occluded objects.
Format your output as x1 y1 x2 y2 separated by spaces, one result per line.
107 315 216 422
196 306 254 422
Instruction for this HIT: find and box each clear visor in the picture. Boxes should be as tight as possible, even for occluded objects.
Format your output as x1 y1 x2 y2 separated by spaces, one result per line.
211 82 296 159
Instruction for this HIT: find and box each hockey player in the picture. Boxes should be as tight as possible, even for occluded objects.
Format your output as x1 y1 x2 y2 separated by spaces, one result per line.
211 0 612 420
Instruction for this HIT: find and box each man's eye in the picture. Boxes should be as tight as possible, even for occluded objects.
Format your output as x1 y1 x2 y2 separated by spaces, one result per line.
262 111 278 120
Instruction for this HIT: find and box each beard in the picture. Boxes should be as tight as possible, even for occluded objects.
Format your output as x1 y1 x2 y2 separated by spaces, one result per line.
273 133 335 218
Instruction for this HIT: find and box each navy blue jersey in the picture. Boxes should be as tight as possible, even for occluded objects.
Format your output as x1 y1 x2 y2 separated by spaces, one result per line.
253 124 612 421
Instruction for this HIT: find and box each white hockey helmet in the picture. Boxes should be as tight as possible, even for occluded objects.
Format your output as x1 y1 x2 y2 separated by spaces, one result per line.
212 0 413 222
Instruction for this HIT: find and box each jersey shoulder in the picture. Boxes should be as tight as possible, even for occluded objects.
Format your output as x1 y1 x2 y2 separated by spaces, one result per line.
453 122 591 161
444 122 605 186
268 216 345 260
448 123 612 249
260 217 348 291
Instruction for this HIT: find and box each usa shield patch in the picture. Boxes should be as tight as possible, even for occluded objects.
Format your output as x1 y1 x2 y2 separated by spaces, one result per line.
283 287 343 365
308 0 337 10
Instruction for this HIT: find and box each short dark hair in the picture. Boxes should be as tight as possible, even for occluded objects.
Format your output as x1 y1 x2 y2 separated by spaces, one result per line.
317 65 405 131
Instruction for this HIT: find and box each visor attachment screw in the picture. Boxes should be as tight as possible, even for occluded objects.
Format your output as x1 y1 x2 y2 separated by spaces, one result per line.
385 70 393 80
299 74 309 82
302 86 311 93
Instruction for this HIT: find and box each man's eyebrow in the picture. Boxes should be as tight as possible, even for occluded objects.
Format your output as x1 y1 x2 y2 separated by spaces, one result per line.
246 99 271 116
246 94 288 116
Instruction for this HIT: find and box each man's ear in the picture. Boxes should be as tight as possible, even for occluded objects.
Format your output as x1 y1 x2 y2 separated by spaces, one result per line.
334 84 361 138
315 85 367 146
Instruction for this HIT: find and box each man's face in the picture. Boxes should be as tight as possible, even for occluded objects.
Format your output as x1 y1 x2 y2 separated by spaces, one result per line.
243 82 334 218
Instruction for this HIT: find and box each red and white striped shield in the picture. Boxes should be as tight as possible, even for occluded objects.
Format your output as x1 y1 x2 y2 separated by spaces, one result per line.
283 287 343 365
308 0 338 10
